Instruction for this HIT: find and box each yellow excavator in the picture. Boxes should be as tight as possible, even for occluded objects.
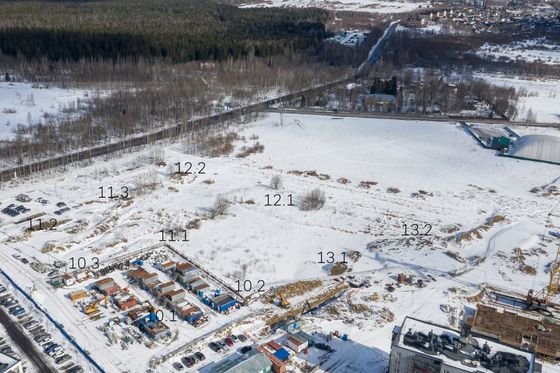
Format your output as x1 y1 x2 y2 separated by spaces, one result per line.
85 300 100 315
528 242 560 309
276 291 290 308
85 296 108 315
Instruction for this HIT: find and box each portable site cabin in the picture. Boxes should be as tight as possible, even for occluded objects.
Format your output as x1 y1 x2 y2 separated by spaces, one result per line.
50 276 64 287
157 281 175 296
176 262 197 277
62 274 75 286
95 278 116 292
286 335 308 354
490 136 511 150
273 348 290 362
193 282 212 297
141 273 159 287
213 293 238 313
68 290 87 302
177 303 204 324
159 261 176 273
165 289 186 305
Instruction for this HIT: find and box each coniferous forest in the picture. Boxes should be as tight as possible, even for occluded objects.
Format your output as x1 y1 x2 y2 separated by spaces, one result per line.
0 0 329 62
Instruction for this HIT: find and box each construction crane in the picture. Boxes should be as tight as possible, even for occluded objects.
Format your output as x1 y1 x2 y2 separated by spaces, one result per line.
527 242 560 309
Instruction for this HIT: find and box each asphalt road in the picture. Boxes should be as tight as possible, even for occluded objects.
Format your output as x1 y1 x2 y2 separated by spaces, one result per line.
265 108 560 128
0 306 55 373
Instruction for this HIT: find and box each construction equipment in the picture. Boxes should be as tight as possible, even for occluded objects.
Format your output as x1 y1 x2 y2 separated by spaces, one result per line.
85 300 100 315
277 292 290 308
528 242 560 308
145 301 160 322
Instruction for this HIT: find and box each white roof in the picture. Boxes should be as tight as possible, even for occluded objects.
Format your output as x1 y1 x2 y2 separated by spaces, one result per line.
509 135 560 164
0 352 21 372
398 317 534 373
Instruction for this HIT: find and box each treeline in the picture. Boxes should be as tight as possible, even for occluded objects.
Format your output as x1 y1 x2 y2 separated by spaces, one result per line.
0 0 329 62
370 76 397 95
383 28 560 78
0 53 350 167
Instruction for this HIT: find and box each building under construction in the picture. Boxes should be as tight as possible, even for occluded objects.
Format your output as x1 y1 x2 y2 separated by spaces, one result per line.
468 303 560 360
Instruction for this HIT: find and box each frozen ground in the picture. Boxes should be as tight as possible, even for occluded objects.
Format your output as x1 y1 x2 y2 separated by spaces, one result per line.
238 0 427 14
0 82 92 140
476 73 560 123
0 113 559 372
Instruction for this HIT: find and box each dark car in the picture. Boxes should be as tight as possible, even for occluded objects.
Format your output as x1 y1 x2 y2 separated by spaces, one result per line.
237 334 247 342
230 334 238 342
194 352 205 361
172 362 184 371
224 337 234 347
208 341 220 352
239 345 252 354
55 354 71 365
181 356 195 368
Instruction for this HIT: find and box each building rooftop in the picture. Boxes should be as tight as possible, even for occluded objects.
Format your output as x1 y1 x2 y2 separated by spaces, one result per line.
396 317 535 373
0 352 21 373
508 134 560 164
210 350 271 373
176 262 195 271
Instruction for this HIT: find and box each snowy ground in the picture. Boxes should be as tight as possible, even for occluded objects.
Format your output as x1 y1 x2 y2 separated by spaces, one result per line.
238 0 428 14
0 113 559 372
0 82 94 140
476 73 560 123
476 38 560 66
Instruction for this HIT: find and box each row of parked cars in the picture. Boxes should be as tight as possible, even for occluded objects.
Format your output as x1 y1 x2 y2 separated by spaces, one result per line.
0 336 19 360
1 204 30 217
171 334 249 371
1 288 26 318
0 285 84 373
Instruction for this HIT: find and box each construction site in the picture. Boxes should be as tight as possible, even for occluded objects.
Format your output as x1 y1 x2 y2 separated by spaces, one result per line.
467 242 560 361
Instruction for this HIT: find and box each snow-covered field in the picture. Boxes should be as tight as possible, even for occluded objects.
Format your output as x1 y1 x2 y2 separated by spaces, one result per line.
0 113 559 372
0 82 92 140
238 0 427 14
476 74 560 123
476 38 560 65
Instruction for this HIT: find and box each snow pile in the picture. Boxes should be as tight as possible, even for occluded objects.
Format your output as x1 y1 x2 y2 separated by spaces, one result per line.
509 135 560 164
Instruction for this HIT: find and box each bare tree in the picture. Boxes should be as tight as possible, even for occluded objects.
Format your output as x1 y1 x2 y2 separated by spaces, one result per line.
300 188 325 211
270 175 282 190
210 195 230 218
525 108 536 124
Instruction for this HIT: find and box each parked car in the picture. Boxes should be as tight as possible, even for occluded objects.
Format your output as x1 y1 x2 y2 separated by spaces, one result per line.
0 285 6 293
230 334 238 342
208 342 220 352
23 320 38 330
43 343 58 353
240 346 252 354
181 356 195 368
225 337 234 347
67 367 83 373
55 354 71 365
194 352 205 361
217 340 228 350
172 362 184 371
237 334 247 342
12 308 26 317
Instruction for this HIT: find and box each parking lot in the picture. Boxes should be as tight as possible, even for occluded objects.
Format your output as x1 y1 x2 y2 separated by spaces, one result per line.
0 282 85 373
